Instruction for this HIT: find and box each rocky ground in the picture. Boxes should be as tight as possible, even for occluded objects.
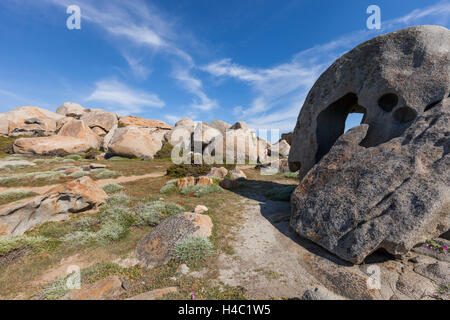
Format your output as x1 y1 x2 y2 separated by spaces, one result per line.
0 153 447 300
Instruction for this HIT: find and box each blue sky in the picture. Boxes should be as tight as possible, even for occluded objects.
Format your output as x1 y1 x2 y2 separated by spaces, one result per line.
0 0 449 135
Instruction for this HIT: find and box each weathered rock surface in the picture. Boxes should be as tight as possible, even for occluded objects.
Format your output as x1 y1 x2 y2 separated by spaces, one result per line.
207 167 228 179
289 26 450 179
209 120 231 134
0 106 64 136
62 276 122 300
281 132 293 145
136 212 213 268
204 128 269 163
80 109 118 132
0 177 107 237
271 139 290 158
413 261 450 284
13 119 101 155
229 168 246 180
164 118 195 146
176 176 214 189
291 97 449 264
289 26 450 264
106 126 162 159
191 123 221 149
56 102 89 119
118 116 173 130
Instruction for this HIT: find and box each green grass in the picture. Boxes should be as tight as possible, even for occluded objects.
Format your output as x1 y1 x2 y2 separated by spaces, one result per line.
0 189 37 205
64 154 82 161
0 171 66 186
160 180 178 194
0 235 49 256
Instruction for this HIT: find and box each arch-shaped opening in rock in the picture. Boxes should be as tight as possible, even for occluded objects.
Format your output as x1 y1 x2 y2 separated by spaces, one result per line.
315 93 367 163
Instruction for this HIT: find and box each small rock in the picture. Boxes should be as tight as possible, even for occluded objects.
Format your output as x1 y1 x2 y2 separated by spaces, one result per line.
176 264 190 277
207 167 228 179
229 168 247 180
219 178 242 189
90 163 106 169
194 205 208 214
121 280 131 291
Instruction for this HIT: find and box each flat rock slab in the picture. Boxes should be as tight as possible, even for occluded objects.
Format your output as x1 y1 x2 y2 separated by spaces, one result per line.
62 276 122 300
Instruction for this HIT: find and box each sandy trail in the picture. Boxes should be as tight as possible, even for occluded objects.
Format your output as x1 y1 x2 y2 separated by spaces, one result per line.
0 172 166 195
216 191 390 300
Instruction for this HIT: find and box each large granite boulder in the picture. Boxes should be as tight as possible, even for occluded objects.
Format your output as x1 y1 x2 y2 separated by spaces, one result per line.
0 177 107 237
106 126 162 159
288 26 450 180
80 109 118 133
204 126 269 163
209 120 231 134
164 118 195 146
271 139 291 158
56 102 89 119
290 26 450 264
118 116 173 130
0 106 64 136
291 97 449 263
191 122 221 150
13 119 101 155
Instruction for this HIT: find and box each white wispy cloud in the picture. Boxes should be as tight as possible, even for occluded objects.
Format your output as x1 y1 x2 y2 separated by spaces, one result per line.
44 0 216 112
86 79 165 115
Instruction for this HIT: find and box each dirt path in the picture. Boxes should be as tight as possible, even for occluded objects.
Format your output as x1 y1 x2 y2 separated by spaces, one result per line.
215 190 409 300
0 172 166 195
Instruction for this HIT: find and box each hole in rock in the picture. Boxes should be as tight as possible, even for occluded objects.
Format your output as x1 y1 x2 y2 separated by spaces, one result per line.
393 107 417 123
440 230 450 241
315 93 366 163
378 93 398 112
362 248 396 264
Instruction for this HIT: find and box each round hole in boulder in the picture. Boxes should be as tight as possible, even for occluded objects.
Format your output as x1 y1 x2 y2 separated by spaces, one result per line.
378 93 398 112
393 106 417 123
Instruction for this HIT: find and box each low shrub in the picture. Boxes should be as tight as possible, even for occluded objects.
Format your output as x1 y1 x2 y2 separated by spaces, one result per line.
179 184 223 197
101 183 124 194
173 236 214 263
0 189 37 205
94 169 121 179
0 235 48 256
284 172 299 179
159 179 178 194
134 201 185 226
69 171 90 178
264 185 296 201
108 156 131 161
64 154 82 161
154 142 174 160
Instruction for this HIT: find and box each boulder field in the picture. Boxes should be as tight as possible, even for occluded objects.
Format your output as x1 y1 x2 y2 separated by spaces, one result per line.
1 105 285 162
